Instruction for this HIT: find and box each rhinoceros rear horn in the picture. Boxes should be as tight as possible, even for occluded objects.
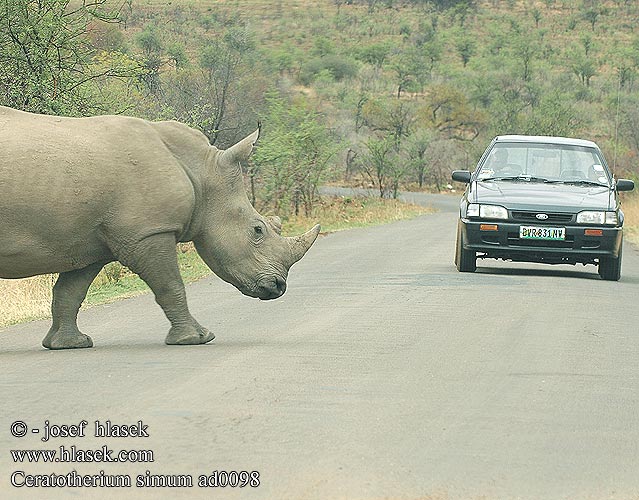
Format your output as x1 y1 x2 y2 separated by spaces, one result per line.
221 127 261 166
287 224 320 266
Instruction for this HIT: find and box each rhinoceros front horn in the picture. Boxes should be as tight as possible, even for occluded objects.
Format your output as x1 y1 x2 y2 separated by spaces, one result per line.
287 224 321 266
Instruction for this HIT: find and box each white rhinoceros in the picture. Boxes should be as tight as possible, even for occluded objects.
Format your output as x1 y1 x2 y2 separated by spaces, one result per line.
0 106 319 349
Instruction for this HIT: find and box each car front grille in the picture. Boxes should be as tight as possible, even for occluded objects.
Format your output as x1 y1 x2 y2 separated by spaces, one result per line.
510 211 574 223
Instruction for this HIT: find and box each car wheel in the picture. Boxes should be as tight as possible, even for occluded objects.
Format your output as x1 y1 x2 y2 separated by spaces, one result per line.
598 239 622 281
455 221 476 273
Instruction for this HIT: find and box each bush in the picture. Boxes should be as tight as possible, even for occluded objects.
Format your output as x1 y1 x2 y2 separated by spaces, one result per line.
299 55 359 85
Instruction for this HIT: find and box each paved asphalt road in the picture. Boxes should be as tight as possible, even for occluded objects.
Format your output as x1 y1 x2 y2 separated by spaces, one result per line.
1 191 638 500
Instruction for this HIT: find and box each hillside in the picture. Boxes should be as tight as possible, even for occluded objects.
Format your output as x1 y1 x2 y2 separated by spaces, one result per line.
3 0 639 207
139 1 639 190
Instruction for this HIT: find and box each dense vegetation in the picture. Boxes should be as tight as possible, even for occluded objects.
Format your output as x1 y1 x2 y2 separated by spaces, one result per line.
2 0 639 214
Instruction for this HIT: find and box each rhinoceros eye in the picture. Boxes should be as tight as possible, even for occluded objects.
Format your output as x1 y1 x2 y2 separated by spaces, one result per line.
251 219 267 242
252 223 265 241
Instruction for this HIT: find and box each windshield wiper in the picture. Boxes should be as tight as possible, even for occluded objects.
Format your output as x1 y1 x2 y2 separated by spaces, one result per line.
560 179 609 188
480 175 558 183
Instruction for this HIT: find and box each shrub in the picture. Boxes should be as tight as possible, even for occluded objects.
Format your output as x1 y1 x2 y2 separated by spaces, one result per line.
299 55 359 85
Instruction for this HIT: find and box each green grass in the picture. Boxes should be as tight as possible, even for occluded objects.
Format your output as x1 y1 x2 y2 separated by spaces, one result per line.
85 273 150 305
84 244 210 306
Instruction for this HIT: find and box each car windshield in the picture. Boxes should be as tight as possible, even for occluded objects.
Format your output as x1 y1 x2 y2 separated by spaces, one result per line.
476 142 611 187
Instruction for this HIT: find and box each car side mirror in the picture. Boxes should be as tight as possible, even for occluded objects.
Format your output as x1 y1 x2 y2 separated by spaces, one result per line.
452 170 471 184
616 179 635 192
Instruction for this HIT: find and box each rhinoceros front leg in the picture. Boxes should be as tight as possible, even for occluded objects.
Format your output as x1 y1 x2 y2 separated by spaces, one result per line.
42 262 105 350
117 233 215 346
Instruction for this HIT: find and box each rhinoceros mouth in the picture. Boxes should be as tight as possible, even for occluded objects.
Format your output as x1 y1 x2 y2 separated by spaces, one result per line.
240 276 287 300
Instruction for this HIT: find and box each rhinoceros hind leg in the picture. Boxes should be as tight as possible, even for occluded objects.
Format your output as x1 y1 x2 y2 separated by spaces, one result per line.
116 233 214 346
165 323 215 345
42 262 105 350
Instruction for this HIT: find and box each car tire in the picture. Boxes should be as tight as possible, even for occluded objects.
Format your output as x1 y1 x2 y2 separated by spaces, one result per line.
598 239 622 281
455 222 476 273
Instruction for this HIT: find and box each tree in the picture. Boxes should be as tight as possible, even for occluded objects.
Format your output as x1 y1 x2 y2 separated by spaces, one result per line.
299 54 359 86
357 41 392 69
135 24 164 94
487 76 536 134
581 33 594 56
572 54 597 87
166 42 188 70
616 94 639 166
361 97 416 150
406 129 433 188
387 49 420 98
520 92 585 137
512 36 538 82
253 93 340 216
455 36 476 68
425 138 463 191
0 0 133 115
610 45 639 90
421 37 443 78
581 6 601 31
421 83 484 140
145 22 266 149
531 7 542 28
198 26 256 144
358 135 398 198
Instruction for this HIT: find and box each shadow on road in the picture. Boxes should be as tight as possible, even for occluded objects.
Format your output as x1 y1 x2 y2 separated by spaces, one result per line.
475 265 602 281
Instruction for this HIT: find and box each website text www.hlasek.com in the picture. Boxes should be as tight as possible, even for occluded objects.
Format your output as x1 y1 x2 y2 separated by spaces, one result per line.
9 419 260 490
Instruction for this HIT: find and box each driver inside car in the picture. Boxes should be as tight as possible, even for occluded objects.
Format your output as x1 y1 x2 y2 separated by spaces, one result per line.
490 148 522 176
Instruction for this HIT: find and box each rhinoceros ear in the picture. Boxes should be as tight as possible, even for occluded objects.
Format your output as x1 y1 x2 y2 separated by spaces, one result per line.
221 126 260 167
266 215 282 235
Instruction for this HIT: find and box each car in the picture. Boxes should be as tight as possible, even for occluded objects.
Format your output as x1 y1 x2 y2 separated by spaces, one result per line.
451 135 635 280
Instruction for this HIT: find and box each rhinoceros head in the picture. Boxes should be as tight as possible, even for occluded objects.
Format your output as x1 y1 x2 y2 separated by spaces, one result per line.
192 128 320 300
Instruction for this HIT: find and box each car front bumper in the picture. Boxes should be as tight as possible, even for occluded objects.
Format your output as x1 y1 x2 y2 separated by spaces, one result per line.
460 218 623 264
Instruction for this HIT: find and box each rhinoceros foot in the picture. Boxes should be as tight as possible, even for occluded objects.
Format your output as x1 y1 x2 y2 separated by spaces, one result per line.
165 323 215 346
42 327 94 350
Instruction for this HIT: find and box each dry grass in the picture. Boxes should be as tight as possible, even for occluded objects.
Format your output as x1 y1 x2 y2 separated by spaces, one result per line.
622 193 639 247
0 275 54 328
282 195 433 236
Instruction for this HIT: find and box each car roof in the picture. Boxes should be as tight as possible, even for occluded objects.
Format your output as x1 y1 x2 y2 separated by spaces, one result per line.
494 135 599 149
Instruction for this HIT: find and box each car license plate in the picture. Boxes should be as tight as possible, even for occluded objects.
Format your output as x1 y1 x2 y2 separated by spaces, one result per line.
519 226 565 240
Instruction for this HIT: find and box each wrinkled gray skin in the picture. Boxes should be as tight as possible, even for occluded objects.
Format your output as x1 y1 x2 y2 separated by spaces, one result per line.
0 106 319 349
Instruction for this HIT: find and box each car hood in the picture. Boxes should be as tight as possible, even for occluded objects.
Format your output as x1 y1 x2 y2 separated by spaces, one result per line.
471 180 614 211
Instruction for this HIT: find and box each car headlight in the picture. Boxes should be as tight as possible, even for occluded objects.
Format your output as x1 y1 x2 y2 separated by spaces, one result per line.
576 211 618 225
467 203 508 219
